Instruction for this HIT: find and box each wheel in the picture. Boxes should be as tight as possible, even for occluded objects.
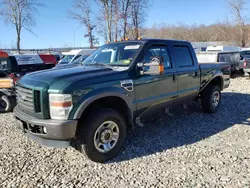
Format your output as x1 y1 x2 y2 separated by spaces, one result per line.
201 85 221 113
74 108 127 163
0 95 16 112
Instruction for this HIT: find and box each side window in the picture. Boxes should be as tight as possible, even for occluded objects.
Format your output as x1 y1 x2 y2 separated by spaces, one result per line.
173 46 194 67
142 45 172 69
218 54 231 63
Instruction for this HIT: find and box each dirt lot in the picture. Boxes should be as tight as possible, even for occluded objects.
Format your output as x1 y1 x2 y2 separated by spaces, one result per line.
0 76 249 188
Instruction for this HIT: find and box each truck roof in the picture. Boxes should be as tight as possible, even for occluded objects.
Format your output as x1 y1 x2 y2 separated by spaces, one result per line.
107 38 189 44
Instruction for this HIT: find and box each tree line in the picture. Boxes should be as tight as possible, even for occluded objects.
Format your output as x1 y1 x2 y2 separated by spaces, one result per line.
144 0 249 47
0 0 249 53
69 0 149 48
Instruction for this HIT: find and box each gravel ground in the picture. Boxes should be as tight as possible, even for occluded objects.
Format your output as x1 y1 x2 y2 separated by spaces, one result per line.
0 76 250 188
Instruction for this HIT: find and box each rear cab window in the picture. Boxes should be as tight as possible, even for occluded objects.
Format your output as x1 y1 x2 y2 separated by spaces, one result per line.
173 46 194 67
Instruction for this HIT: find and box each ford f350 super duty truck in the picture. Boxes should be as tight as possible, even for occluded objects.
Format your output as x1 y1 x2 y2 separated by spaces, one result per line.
14 39 230 162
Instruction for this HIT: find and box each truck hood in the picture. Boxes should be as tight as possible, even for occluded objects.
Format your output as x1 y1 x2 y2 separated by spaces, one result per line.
19 65 126 91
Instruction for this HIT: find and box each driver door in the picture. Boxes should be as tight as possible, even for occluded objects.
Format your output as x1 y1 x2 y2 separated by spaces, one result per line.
133 44 178 114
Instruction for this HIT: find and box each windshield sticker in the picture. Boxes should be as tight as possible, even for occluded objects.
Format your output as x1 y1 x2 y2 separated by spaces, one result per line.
123 60 131 64
101 48 113 52
124 45 140 50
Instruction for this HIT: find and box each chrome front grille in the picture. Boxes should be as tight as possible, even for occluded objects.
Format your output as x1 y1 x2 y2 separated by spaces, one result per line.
16 85 34 112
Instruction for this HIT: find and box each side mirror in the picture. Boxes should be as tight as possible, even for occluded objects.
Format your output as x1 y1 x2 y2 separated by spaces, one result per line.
138 56 164 75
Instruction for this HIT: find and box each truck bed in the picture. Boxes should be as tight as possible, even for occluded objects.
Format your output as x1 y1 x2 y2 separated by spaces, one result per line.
199 62 231 90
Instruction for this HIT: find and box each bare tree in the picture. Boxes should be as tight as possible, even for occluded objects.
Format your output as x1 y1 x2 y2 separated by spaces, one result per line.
113 0 120 41
0 0 42 53
130 0 149 39
70 0 98 48
228 0 248 47
120 0 131 39
96 0 114 42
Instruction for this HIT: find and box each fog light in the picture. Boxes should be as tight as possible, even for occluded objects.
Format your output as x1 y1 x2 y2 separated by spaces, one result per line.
43 127 47 134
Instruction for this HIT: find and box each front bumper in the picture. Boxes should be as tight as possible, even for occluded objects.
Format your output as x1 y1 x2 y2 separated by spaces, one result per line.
14 105 78 147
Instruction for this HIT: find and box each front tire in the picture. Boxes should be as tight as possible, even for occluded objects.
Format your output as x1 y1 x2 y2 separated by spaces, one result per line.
74 108 127 163
0 95 16 112
201 85 221 113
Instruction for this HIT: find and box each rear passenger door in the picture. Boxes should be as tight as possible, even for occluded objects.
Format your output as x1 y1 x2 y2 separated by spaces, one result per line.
172 44 199 101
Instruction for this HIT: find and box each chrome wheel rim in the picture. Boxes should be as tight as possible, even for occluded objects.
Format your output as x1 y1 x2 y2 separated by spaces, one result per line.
94 121 119 153
212 91 220 107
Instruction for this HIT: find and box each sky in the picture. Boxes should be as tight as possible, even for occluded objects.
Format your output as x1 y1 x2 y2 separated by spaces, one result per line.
0 0 250 49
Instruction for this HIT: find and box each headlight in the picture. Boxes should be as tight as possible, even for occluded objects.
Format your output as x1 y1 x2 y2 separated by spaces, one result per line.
49 94 73 120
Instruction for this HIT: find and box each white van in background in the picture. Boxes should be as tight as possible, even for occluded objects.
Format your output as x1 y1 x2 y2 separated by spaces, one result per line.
69 49 96 64
59 49 95 65
206 46 241 52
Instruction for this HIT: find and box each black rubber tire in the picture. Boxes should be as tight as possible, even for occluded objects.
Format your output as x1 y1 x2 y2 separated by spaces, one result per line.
0 95 16 112
201 85 221 113
74 108 127 163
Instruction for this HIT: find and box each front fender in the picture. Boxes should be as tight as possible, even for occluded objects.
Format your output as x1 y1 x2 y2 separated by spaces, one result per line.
70 86 134 120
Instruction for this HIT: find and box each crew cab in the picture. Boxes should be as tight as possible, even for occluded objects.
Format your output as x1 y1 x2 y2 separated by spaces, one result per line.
14 39 230 162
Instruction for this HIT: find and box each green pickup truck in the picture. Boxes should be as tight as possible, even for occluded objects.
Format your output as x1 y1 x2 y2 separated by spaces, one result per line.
14 39 230 162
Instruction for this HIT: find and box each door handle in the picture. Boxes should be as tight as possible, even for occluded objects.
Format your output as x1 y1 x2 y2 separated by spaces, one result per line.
194 72 198 77
173 74 176 81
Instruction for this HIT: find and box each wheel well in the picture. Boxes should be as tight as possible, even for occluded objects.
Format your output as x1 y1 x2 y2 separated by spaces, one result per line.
209 76 223 90
79 96 132 129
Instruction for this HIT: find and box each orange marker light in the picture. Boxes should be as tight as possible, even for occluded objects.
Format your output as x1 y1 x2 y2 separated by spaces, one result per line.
159 64 164 74
51 101 72 108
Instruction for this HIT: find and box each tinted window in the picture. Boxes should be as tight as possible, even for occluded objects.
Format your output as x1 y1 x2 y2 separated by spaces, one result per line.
240 51 250 55
142 46 172 69
173 46 193 67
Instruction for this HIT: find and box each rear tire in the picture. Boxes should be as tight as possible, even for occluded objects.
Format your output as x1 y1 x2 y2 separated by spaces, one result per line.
201 85 221 113
0 95 16 112
74 108 127 163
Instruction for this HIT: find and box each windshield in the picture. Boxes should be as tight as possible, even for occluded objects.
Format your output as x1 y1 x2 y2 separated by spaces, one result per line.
241 51 250 56
82 42 141 66
59 55 74 64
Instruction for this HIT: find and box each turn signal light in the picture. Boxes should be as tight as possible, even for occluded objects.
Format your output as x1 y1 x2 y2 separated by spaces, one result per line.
159 64 164 74
50 101 72 108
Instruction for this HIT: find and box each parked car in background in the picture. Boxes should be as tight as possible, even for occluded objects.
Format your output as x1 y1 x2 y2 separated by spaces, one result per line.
14 39 230 162
0 51 57 112
55 54 91 69
242 58 250 76
240 50 250 59
206 46 241 52
58 49 96 66
196 51 242 73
